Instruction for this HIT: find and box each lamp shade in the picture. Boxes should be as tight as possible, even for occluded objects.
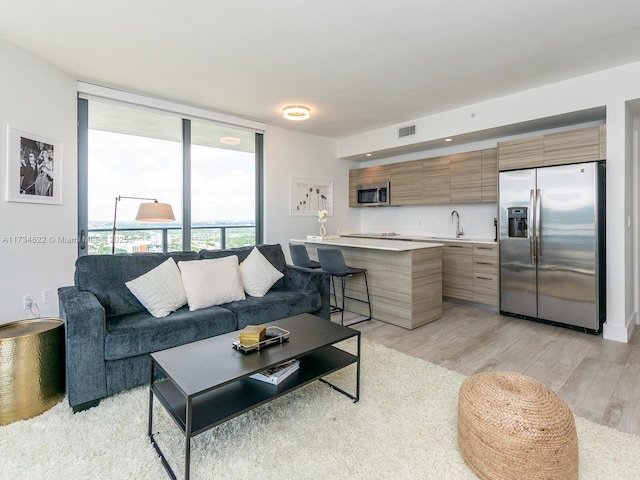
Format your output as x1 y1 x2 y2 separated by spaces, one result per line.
135 202 175 222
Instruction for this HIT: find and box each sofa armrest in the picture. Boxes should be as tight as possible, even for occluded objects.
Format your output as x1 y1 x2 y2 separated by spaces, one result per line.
58 286 108 409
284 265 330 320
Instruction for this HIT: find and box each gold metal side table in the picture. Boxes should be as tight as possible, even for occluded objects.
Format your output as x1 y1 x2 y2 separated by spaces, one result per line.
0 318 65 426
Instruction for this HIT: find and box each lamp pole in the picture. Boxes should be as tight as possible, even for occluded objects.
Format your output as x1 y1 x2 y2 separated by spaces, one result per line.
111 196 158 254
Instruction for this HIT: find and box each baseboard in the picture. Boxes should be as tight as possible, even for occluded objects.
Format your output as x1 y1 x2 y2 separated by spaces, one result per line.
443 296 498 312
602 311 636 343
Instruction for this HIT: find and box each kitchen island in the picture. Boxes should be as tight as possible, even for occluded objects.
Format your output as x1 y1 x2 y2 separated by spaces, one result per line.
291 237 443 329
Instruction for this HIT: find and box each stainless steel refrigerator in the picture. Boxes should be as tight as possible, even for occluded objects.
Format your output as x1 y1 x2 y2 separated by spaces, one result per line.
499 162 606 333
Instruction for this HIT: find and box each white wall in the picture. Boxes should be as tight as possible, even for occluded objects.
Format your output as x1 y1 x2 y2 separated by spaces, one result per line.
263 126 357 258
338 62 640 343
0 38 78 324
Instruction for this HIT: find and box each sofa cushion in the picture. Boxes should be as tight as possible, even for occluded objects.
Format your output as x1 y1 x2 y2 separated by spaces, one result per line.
178 256 246 310
239 247 284 297
125 258 187 318
222 287 322 329
75 251 200 317
199 244 286 289
104 305 237 361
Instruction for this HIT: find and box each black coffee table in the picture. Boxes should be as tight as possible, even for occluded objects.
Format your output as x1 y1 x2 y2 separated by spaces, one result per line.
148 313 361 480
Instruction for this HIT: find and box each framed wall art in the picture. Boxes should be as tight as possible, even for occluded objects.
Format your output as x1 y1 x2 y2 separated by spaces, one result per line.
290 177 333 216
6 126 62 204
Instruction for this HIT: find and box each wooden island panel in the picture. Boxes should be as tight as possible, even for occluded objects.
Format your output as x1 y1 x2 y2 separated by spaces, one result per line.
304 243 442 329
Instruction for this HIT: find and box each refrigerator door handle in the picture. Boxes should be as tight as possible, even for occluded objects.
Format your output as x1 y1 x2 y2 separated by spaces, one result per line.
529 189 536 264
536 188 542 264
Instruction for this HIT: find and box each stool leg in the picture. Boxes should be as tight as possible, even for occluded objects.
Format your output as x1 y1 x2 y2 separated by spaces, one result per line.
329 275 339 312
363 272 372 321
340 276 346 326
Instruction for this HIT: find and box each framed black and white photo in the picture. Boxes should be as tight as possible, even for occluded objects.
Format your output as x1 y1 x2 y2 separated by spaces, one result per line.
290 177 333 216
6 127 62 204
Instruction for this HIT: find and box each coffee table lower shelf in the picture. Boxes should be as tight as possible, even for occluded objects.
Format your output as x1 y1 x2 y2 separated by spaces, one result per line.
148 343 360 480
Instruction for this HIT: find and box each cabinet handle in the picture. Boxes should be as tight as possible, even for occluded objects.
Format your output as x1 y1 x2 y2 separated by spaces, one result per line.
448 245 464 248
475 276 493 281
476 246 493 250
476 261 493 265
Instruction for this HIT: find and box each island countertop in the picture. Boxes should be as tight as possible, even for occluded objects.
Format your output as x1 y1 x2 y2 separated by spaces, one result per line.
290 236 443 251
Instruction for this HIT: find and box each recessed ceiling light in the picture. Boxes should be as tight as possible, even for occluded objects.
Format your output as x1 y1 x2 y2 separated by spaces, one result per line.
283 105 310 121
366 153 372 157
445 138 453 142
220 136 241 146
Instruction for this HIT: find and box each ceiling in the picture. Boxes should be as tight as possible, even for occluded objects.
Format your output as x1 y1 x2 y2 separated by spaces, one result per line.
1 1 640 139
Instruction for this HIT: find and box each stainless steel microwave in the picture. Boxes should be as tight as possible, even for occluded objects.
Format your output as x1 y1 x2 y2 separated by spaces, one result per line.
356 182 390 206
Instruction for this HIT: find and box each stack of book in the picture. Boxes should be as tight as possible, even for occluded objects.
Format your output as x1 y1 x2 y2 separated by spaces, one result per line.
250 359 300 385
239 325 266 345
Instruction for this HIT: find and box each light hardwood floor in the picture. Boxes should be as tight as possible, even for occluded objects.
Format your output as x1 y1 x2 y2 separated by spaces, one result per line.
338 302 640 436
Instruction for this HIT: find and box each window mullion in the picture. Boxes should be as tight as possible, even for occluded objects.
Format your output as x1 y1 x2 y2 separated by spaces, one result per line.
182 119 191 252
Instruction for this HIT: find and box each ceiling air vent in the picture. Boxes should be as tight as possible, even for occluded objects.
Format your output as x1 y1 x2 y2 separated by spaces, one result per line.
398 125 416 138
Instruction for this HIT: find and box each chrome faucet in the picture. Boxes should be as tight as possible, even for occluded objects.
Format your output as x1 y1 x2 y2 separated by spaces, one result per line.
451 210 464 238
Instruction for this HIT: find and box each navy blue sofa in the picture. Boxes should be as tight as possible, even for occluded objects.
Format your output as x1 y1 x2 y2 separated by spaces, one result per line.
58 243 329 412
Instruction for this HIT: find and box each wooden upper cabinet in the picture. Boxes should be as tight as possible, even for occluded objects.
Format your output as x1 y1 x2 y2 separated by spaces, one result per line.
348 165 391 207
357 164 391 185
498 126 606 171
422 155 450 204
543 125 600 166
348 169 359 207
497 135 544 171
481 148 497 203
389 160 423 206
450 151 482 203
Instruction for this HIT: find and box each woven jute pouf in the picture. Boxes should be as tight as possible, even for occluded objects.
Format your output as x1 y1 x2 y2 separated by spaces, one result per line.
457 372 578 480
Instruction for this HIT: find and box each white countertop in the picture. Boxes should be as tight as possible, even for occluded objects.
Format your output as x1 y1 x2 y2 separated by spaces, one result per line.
344 233 497 245
291 236 444 251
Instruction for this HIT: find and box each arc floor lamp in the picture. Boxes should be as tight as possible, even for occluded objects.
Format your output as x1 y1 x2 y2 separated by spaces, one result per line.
111 196 175 254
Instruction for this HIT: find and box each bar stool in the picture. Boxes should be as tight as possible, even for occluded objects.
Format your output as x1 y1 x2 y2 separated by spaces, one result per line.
289 243 321 268
317 247 372 326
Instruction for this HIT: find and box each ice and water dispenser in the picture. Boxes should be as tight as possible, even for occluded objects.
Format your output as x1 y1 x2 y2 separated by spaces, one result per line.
507 207 528 238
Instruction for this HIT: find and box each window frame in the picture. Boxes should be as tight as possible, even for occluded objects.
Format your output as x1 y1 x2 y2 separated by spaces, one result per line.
77 96 264 255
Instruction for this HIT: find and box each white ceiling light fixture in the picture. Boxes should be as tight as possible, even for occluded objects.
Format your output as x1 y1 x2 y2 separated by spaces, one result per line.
283 105 310 121
220 136 241 146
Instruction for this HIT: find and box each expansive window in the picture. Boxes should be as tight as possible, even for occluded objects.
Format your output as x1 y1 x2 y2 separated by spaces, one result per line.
78 98 262 255
190 120 256 250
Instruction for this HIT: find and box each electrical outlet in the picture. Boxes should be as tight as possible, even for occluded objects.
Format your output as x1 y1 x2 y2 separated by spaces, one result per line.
42 289 52 304
23 294 33 310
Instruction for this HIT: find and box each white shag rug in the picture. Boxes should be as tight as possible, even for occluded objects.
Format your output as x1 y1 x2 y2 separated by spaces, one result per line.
1 340 639 480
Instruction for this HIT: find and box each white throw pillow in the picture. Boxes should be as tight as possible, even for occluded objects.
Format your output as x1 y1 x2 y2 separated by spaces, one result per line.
178 256 246 311
125 258 187 318
239 247 284 297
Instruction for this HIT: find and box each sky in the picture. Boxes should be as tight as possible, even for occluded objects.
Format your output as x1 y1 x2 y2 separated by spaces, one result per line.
88 130 255 224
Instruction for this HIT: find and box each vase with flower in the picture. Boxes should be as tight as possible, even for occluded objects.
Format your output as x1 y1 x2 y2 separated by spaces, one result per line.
318 209 328 239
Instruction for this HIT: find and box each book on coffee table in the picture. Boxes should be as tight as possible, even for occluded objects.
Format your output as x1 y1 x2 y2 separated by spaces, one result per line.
249 359 300 385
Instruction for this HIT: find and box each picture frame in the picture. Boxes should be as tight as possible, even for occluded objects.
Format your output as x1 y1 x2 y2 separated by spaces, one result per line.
290 177 333 216
5 126 62 204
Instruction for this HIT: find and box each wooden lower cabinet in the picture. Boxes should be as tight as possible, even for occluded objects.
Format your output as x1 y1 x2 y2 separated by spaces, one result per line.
443 242 497 307
442 243 473 301
472 244 498 305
